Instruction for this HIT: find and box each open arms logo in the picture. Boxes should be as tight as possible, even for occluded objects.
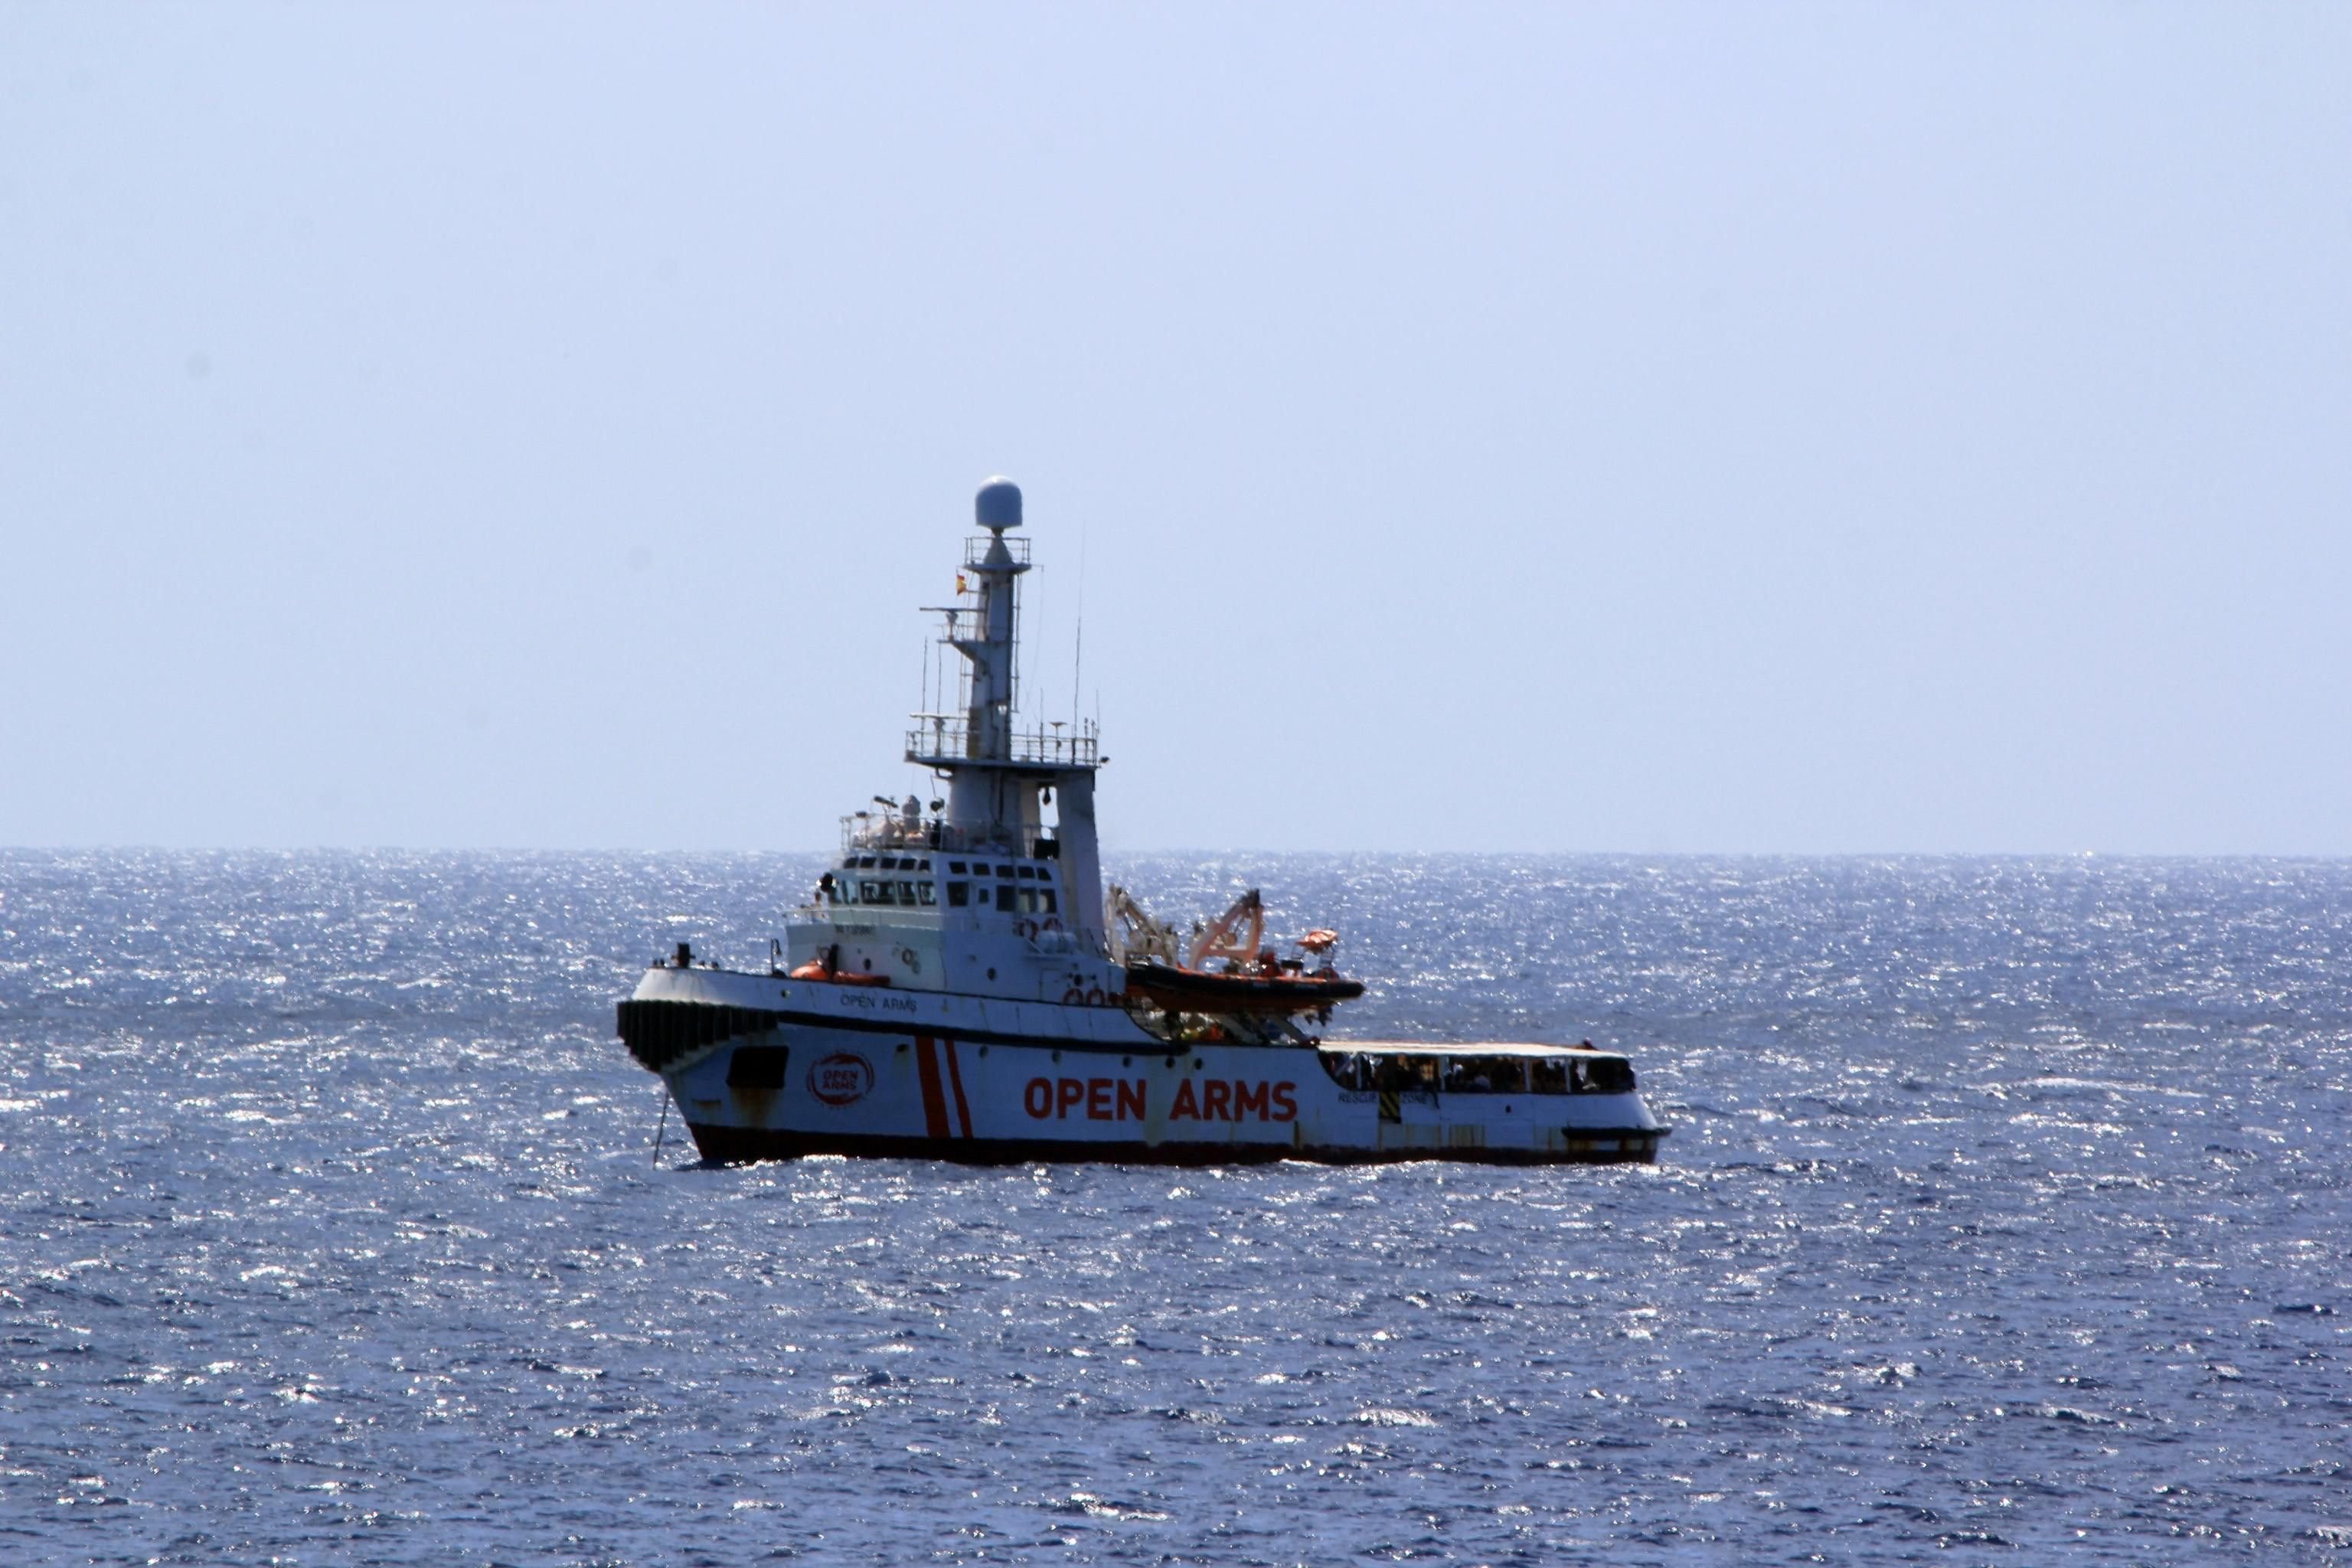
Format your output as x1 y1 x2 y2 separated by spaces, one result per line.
807 1051 876 1106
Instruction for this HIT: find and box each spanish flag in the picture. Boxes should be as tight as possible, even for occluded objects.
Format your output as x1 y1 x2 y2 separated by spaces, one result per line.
956 573 968 593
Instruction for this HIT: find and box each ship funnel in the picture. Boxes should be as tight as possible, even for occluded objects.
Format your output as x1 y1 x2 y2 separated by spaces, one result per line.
975 477 1023 531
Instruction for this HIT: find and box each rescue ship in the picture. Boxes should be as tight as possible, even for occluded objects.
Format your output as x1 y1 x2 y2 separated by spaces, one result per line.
616 479 1671 1165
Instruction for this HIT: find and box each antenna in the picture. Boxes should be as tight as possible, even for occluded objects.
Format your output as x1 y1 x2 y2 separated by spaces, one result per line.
1025 553 1042 727
1071 507 1087 730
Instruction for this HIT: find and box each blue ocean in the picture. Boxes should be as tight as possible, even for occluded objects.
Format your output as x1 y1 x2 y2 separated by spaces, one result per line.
2 851 2346 1564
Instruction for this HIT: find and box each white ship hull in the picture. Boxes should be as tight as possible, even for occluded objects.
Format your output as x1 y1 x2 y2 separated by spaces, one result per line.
614 479 1674 1168
625 966 1670 1166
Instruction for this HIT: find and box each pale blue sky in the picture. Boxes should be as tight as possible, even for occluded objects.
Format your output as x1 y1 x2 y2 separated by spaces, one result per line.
4 4 2347 853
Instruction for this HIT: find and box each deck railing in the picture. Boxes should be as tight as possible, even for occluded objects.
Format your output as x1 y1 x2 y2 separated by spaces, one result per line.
962 534 1031 570
904 717 1099 769
838 814 1066 858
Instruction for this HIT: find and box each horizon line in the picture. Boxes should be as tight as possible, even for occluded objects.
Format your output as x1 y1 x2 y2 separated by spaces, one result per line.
5 844 2350 861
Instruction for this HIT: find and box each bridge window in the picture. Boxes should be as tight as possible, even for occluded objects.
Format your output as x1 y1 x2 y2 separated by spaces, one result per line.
946 881 969 906
896 880 916 904
916 882 937 906
995 885 1017 913
860 880 888 905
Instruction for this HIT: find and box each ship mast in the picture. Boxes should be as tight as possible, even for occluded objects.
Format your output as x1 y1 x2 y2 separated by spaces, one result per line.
907 479 1107 949
952 477 1027 784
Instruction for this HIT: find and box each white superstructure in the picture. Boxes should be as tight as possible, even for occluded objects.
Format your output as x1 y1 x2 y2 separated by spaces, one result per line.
619 480 1670 1165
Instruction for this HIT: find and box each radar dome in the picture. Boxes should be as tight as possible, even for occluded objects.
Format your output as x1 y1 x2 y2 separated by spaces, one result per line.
975 477 1023 530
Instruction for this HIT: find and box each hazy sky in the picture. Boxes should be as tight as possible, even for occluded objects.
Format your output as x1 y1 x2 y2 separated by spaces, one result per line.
5 5 2347 853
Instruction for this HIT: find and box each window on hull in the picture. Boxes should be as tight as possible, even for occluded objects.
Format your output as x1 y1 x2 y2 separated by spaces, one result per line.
727 1045 791 1089
1316 1052 1636 1095
1578 1057 1635 1094
1445 1057 1527 1094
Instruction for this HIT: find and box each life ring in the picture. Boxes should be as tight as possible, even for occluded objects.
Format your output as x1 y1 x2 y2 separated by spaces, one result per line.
1085 986 1105 1006
1042 916 1063 933
1062 987 1086 1005
1014 919 1038 940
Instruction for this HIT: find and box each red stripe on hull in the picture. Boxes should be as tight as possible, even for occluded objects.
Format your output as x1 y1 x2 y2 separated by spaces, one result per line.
942 1038 973 1138
913 1035 951 1138
680 1125 1663 1168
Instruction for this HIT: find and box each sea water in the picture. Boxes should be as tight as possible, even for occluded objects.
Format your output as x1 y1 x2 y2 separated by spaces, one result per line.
1 851 2346 1564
